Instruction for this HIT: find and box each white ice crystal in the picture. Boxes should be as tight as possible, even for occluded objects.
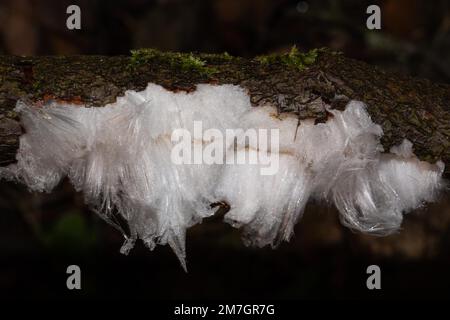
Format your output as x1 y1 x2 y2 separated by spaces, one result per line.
217 101 444 246
0 84 251 270
0 83 445 269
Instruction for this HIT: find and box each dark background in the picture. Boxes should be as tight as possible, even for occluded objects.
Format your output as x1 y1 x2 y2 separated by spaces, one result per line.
0 0 449 300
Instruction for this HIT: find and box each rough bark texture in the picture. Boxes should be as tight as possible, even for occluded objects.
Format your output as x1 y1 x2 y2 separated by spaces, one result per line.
0 49 449 176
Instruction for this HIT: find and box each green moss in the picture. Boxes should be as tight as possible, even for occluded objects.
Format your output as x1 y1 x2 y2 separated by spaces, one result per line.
256 46 320 71
129 48 217 76
200 52 234 62
220 52 233 60
32 78 44 91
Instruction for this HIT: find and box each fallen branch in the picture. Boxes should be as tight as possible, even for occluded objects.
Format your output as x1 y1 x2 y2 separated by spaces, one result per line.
0 48 449 265
0 49 449 175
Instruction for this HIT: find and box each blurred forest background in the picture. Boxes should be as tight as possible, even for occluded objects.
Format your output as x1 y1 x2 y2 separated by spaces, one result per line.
0 0 449 299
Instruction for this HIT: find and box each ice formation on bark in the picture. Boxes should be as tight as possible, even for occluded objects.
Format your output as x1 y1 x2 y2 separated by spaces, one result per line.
216 102 444 247
0 84 444 270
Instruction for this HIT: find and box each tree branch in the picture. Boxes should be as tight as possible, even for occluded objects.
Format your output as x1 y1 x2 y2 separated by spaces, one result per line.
0 49 449 176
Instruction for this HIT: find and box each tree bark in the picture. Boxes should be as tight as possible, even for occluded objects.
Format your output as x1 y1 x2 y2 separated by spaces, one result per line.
1 50 449 260
0 50 449 177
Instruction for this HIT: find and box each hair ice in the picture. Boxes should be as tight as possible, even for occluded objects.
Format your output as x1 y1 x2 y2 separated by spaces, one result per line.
0 84 444 269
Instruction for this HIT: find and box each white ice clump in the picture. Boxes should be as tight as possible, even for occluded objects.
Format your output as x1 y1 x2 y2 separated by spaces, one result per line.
216 108 313 247
0 84 251 270
0 83 444 269
216 101 444 245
